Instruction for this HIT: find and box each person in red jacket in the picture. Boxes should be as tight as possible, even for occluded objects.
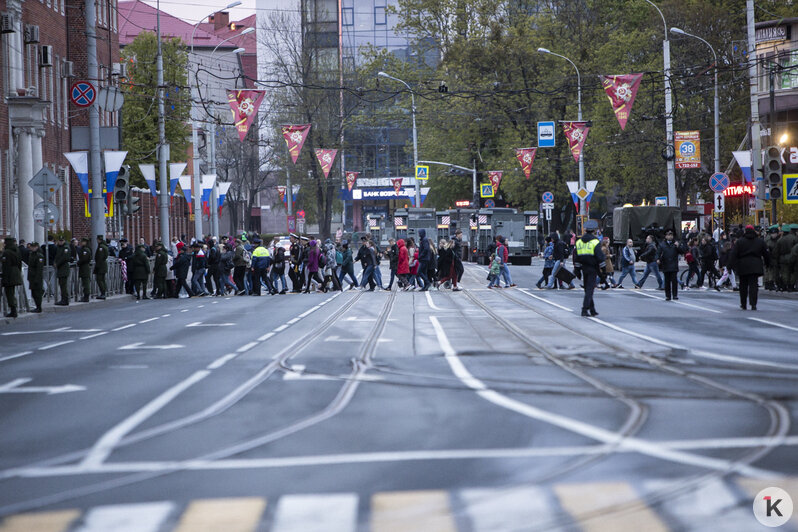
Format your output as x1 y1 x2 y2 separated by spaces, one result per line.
396 238 410 290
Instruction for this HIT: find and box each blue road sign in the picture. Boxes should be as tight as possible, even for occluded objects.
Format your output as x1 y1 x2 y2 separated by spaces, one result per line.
71 81 96 108
709 172 730 193
785 175 798 204
480 184 494 198
537 122 556 148
542 191 554 203
484 199 496 208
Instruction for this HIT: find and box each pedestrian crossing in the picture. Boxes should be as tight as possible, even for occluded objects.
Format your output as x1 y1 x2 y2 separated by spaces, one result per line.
0 477 789 531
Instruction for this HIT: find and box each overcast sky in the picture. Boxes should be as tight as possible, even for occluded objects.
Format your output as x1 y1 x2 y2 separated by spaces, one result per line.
142 0 257 24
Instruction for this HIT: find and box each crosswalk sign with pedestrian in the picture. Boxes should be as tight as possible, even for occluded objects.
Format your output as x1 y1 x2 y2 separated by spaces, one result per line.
415 165 429 181
480 184 494 198
785 174 798 204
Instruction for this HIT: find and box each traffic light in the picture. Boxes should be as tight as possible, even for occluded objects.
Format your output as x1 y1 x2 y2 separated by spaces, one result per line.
114 165 130 203
765 146 783 200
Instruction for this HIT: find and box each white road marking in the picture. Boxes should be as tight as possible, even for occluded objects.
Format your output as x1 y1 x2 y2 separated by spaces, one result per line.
590 317 798 371
74 502 175 532
258 332 275 341
518 288 572 311
80 332 108 340
197 305 205 308
274 324 289 332
425 290 443 311
109 365 149 369
112 324 136 331
186 321 234 327
237 342 258 353
80 370 210 468
462 486 554 532
207 354 237 370
325 335 359 342
161 314 170 317
299 307 319 318
0 351 33 363
644 479 757 530
628 289 722 313
287 317 300 324
138 317 159 323
38 340 74 351
2 328 95 336
180 309 189 313
272 493 358 532
748 317 798 332
118 342 184 351
0 378 85 395
429 316 776 478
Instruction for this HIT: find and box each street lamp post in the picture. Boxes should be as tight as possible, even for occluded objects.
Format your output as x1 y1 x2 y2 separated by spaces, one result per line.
671 28 719 176
642 0 677 207
537 48 586 216
377 72 421 208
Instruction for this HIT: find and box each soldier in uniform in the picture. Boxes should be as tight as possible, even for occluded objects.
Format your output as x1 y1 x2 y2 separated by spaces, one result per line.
130 244 152 300
776 224 797 291
77 237 93 302
764 225 780 290
54 236 71 306
1 236 22 317
153 241 168 299
573 219 606 317
94 235 109 299
27 242 44 313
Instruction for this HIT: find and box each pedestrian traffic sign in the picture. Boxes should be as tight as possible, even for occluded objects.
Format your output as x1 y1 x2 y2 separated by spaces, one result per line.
784 174 798 204
542 191 554 203
713 192 725 213
480 184 494 198
538 122 555 148
70 81 96 108
415 165 429 181
709 172 730 193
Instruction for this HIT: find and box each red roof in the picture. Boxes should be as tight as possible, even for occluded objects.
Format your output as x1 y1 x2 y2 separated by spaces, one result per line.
118 0 235 49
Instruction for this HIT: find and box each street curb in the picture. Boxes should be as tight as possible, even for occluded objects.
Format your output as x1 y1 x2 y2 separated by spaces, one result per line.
0 294 135 325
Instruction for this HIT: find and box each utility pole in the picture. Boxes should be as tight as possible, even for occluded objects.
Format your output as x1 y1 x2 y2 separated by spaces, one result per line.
747 0 764 222
209 114 219 237
769 63 778 223
86 0 104 246
156 0 170 244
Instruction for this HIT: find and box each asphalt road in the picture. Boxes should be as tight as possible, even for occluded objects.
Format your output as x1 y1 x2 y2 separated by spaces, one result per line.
0 261 797 531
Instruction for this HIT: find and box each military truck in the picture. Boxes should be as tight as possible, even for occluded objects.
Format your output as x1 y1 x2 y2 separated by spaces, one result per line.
612 206 682 252
393 208 437 245
472 208 534 265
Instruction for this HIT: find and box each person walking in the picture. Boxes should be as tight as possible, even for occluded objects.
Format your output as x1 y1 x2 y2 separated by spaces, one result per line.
94 235 108 299
323 239 341 291
536 236 554 289
251 239 275 296
76 237 93 302
338 240 358 289
233 239 249 295
452 229 465 283
206 239 222 296
152 241 168 298
219 244 237 295
729 224 769 310
614 239 639 289
171 243 193 297
27 241 44 312
574 220 606 317
288 234 302 292
190 243 209 296
305 239 326 293
417 229 432 291
546 233 574 289
385 238 399 290
54 236 71 305
1 236 22 317
656 229 685 301
130 244 151 300
600 237 615 289
271 245 288 294
396 238 410 290
697 234 720 290
496 236 515 287
436 239 461 291
636 234 664 290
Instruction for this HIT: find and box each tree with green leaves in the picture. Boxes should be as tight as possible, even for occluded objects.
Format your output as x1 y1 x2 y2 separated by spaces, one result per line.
120 32 191 188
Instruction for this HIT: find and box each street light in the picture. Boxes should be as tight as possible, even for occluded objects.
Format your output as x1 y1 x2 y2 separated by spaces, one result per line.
779 133 789 145
377 71 421 208
537 48 586 216
418 159 478 205
211 27 254 56
671 27 720 176
642 0 676 207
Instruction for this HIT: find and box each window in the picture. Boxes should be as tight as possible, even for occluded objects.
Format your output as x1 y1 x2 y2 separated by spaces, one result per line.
375 6 387 25
342 7 353 26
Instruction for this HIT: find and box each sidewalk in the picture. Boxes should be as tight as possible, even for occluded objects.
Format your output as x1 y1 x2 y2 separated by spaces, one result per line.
1 293 133 324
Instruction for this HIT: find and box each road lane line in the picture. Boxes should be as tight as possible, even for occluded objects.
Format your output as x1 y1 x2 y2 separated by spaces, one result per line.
258 332 275 341
174 498 267 532
112 324 136 331
518 288 572 311
628 289 722 313
207 354 237 370
161 314 170 317
38 341 74 351
237 342 258 353
0 351 33 363
76 502 175 532
273 494 356 532
180 309 189 312
138 317 159 323
425 290 443 311
748 317 798 332
79 370 211 468
80 332 108 340
287 317 300 324
274 325 289 332
0 509 80 531
429 316 776 478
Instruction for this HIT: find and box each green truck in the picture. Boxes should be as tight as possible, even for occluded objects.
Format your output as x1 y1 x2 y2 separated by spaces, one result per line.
610 206 682 250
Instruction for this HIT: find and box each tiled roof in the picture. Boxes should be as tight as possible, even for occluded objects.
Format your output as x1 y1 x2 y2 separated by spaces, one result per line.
118 0 236 49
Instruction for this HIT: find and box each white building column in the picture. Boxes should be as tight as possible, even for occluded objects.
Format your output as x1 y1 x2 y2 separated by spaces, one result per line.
31 128 45 243
15 127 34 243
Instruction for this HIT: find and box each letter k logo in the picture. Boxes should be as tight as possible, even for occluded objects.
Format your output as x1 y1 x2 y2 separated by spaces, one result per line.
765 496 783 517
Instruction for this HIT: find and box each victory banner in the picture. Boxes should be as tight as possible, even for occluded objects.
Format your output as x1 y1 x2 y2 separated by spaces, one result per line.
600 74 643 130
391 178 404 196
515 148 537 179
488 171 503 190
345 171 359 191
281 124 311 164
228 90 265 141
562 121 590 163
314 149 338 179
277 186 287 204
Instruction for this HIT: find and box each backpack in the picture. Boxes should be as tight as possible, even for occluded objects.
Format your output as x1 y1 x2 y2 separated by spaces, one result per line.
318 252 327 268
243 248 252 268
336 250 343 265
685 251 695 264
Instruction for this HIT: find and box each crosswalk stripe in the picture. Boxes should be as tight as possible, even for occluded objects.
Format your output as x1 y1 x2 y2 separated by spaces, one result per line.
371 490 457 532
554 482 669 532
645 479 757 531
172 498 266 532
0 510 80 532
272 493 357 532
461 486 556 531
73 502 174 532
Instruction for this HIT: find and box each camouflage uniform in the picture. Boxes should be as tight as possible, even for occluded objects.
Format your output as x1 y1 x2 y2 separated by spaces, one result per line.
764 229 780 290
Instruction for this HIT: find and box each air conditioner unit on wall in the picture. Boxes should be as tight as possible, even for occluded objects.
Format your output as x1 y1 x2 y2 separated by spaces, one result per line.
24 24 39 44
61 60 74 78
39 45 53 67
1 13 14 34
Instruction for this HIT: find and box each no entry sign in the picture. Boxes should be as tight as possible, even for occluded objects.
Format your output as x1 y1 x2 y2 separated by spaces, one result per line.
71 81 96 108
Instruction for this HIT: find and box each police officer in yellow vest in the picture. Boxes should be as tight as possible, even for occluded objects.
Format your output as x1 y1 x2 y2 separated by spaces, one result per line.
574 219 606 317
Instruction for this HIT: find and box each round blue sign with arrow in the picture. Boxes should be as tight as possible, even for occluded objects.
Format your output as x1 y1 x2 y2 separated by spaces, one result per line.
542 191 554 203
70 81 96 108
709 172 729 193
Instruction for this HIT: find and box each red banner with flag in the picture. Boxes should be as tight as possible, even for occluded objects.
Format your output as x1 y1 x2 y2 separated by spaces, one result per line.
391 178 403 196
562 122 590 163
228 90 265 141
599 74 643 130
488 171 502 190
281 124 311 164
345 171 359 191
515 148 537 180
277 186 286 206
314 149 338 179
